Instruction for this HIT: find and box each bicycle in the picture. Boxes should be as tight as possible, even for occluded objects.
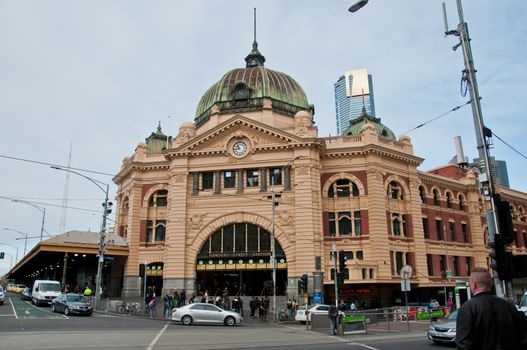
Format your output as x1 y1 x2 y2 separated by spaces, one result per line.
117 302 142 316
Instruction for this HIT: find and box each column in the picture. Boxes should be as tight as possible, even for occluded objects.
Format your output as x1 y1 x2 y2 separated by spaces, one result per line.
214 171 221 195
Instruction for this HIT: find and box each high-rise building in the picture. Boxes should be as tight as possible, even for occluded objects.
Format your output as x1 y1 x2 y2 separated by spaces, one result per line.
334 68 376 134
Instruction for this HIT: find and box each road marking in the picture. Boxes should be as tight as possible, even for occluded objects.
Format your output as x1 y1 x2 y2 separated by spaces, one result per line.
9 298 19 319
145 322 169 350
348 343 379 350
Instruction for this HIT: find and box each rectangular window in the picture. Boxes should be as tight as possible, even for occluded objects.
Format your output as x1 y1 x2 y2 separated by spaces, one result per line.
155 220 166 242
202 172 213 190
328 213 336 236
423 218 430 239
465 256 471 275
427 254 434 276
247 225 258 252
462 223 468 243
146 220 154 242
452 256 459 276
449 222 455 242
354 211 362 236
439 255 446 273
246 169 259 187
436 219 443 241
235 223 245 252
224 171 236 188
395 252 404 275
269 168 282 186
338 212 352 235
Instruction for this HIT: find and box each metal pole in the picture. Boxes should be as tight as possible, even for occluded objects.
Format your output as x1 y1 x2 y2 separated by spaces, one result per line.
271 175 276 323
404 287 410 332
333 244 339 334
62 252 68 286
95 184 109 309
454 0 504 297
39 208 46 242
444 224 450 306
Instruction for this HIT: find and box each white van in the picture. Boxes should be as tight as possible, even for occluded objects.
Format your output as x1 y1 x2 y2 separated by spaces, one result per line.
32 280 61 306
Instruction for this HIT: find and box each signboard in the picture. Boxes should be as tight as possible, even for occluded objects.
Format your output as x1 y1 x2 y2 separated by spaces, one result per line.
313 291 321 304
446 270 452 278
401 279 411 292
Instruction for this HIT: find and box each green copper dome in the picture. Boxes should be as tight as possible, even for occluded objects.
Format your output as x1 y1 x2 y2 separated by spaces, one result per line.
195 40 312 127
342 107 396 139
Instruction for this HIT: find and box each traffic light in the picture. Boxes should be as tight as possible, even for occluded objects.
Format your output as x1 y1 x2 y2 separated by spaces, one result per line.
489 235 515 280
339 251 346 273
299 274 308 293
495 197 515 244
337 272 345 287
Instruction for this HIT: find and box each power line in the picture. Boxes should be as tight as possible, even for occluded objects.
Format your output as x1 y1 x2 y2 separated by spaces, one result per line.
0 153 116 177
398 100 472 137
0 196 103 214
492 131 527 161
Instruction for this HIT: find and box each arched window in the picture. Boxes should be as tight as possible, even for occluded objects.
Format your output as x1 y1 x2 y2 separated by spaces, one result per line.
458 194 465 211
147 219 166 242
388 181 404 200
149 189 168 207
433 189 440 206
446 192 452 208
419 186 426 204
328 179 359 198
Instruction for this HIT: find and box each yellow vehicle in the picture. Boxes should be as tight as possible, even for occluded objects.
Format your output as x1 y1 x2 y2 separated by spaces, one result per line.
13 284 26 293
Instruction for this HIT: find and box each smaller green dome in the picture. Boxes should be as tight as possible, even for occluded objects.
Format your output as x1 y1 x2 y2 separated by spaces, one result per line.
341 107 396 139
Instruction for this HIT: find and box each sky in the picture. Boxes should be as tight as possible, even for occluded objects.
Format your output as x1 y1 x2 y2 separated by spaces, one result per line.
1 0 526 276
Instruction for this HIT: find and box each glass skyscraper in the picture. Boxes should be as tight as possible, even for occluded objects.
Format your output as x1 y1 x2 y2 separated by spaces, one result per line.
334 68 376 134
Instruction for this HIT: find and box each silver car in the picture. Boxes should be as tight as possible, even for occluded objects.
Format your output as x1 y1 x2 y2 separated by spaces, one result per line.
427 310 457 344
172 303 242 326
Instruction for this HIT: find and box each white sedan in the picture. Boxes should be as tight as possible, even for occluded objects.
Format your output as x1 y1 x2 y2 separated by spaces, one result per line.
172 303 242 326
296 304 333 323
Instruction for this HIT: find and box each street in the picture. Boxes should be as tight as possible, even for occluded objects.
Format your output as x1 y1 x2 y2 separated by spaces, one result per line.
0 293 448 350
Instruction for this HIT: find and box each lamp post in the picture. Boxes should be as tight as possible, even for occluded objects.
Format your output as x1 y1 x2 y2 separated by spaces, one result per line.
51 166 112 309
4 228 29 256
0 243 19 264
270 155 303 322
11 199 46 242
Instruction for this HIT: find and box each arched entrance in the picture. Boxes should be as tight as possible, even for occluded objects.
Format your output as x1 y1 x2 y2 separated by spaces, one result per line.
196 222 287 297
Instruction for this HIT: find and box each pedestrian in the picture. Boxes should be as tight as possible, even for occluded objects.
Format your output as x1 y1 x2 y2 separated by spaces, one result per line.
261 296 269 321
83 285 92 296
456 267 527 350
180 290 186 306
286 299 293 319
249 296 256 319
163 293 173 319
145 287 153 306
447 297 454 311
328 304 338 335
350 301 357 311
148 296 157 318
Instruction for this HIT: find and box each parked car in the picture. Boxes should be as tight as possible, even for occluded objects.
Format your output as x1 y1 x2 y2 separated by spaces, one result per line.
295 305 308 323
171 303 242 326
13 284 26 294
0 286 5 305
306 304 331 322
427 310 457 344
51 293 93 316
21 287 32 301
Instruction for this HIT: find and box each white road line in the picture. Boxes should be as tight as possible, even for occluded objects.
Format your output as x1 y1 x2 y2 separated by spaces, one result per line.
145 322 169 350
348 342 380 350
9 298 19 319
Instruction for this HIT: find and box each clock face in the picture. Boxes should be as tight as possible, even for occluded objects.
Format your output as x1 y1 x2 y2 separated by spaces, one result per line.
232 141 248 156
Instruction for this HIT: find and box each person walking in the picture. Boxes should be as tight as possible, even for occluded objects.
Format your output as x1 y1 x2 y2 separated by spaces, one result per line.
328 304 338 336
456 267 527 350
249 296 256 319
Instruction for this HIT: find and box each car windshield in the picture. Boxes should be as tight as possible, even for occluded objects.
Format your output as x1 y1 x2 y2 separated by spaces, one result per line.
519 294 527 308
40 283 61 292
446 310 458 321
66 295 87 303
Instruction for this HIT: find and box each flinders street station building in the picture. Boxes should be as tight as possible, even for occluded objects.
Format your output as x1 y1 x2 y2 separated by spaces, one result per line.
112 39 527 307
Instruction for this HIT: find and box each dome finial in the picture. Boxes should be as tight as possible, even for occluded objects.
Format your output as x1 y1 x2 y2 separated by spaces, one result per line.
245 8 266 67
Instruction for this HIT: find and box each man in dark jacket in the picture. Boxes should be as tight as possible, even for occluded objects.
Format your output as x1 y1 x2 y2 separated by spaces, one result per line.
456 267 527 350
328 304 338 335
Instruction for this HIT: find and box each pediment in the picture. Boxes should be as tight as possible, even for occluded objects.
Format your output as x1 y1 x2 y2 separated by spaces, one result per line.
168 115 310 157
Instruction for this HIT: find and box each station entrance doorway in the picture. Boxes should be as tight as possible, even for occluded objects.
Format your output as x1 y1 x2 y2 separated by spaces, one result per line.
195 222 287 297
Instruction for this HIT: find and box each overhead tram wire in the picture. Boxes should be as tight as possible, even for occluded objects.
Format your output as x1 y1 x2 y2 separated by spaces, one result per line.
0 195 102 214
397 100 472 137
491 131 527 161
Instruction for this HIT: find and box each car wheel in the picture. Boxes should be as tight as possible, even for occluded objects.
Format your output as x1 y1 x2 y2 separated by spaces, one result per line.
64 307 70 316
224 316 235 326
51 304 56 313
181 315 192 325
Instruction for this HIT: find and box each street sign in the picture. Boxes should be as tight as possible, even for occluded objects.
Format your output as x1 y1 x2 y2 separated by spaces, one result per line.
401 279 411 292
446 270 452 278
313 291 321 304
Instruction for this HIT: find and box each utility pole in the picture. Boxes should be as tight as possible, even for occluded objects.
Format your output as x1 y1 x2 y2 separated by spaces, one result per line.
443 0 504 297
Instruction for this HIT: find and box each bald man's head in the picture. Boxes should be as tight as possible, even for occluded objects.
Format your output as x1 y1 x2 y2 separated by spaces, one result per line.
470 267 492 293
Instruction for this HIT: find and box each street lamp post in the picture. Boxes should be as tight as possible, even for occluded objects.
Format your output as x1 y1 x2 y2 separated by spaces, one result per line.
51 166 112 309
0 243 19 264
11 199 46 242
270 155 303 322
4 228 29 256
